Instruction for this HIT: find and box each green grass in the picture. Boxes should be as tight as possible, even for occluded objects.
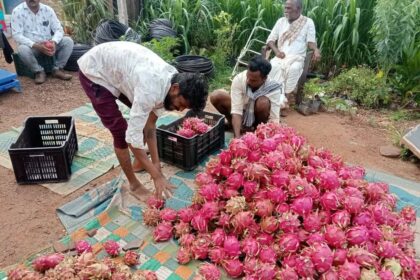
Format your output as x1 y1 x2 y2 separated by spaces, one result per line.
389 110 420 121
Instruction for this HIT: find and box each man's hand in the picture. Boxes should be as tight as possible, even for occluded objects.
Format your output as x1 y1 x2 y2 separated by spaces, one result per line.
33 41 55 56
275 50 286 59
312 48 321 62
153 176 175 199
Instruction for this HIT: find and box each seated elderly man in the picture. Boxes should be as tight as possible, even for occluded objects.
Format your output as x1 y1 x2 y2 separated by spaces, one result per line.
210 55 283 138
265 0 321 108
11 0 73 84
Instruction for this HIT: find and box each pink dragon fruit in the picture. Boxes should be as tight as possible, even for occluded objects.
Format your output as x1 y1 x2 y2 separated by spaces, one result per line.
333 249 348 266
353 211 373 226
241 237 260 257
277 266 299 280
311 243 333 273
143 208 161 226
195 172 214 186
242 180 259 199
318 169 340 190
191 213 208 233
254 199 274 217
378 269 395 280
295 256 316 278
266 187 286 204
291 197 313 216
278 233 300 255
338 261 361 280
257 233 274 246
75 240 93 255
231 211 254 234
103 240 120 257
211 228 226 247
192 235 210 260
229 138 250 158
178 207 195 223
179 233 195 247
271 170 290 187
371 203 391 225
208 247 225 265
198 183 220 201
257 263 277 280
177 247 191 264
123 251 139 266
400 206 416 224
376 241 398 258
226 172 244 190
346 226 370 246
260 137 278 153
177 128 196 138
278 212 301 233
320 191 340 211
320 269 339 280
32 253 64 272
307 232 326 246
222 259 244 278
243 257 259 275
324 225 346 248
368 226 383 242
153 222 173 242
331 210 351 228
347 247 377 268
198 263 220 280
200 201 219 220
343 196 364 214
174 221 191 238
304 212 322 232
260 216 279 234
260 152 286 169
275 203 290 214
159 208 177 222
258 246 277 264
146 196 165 209
223 235 241 258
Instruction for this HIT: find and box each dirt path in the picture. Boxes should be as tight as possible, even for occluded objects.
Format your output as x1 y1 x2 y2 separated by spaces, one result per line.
0 53 419 267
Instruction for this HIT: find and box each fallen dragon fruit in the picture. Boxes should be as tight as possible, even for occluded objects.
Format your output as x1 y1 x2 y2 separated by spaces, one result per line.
123 251 139 266
32 253 64 272
103 240 120 257
75 240 93 255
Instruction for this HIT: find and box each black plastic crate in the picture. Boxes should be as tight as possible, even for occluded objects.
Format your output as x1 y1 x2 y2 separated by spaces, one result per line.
8 116 78 184
157 111 225 171
13 53 55 79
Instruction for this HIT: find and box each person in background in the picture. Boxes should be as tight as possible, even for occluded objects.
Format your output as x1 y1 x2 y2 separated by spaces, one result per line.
78 41 208 200
210 55 283 138
11 0 73 84
265 0 321 114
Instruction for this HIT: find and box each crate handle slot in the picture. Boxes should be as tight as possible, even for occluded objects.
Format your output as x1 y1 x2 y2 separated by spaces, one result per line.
29 154 46 157
45 119 59 124
168 136 178 142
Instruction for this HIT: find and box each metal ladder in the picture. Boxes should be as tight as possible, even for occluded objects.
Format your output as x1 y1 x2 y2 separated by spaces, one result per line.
231 25 272 78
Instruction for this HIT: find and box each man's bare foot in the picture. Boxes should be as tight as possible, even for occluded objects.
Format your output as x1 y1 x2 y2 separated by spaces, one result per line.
123 183 151 202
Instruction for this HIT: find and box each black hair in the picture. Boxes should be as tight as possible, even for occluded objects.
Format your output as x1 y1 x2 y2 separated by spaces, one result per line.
248 55 272 78
171 72 208 111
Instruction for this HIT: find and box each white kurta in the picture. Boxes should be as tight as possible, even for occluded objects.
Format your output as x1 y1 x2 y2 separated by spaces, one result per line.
78 41 178 149
266 17 317 94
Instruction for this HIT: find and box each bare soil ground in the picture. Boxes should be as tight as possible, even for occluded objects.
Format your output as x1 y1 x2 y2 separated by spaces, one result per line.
0 45 419 268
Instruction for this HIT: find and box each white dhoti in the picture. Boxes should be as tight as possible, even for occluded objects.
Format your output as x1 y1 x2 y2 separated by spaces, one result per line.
268 55 305 95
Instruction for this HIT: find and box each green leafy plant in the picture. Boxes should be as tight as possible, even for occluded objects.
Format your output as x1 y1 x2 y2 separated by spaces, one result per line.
326 66 390 108
142 37 180 62
61 0 113 44
388 47 420 106
371 0 420 70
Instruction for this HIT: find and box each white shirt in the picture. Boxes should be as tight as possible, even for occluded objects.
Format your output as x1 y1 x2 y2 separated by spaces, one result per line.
78 42 178 149
230 71 282 123
266 17 316 58
11 3 64 47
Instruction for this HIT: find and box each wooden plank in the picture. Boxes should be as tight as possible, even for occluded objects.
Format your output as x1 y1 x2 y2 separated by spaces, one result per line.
401 124 420 159
116 0 128 25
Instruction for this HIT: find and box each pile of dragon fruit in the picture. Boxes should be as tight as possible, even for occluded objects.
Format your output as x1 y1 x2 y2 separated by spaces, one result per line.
144 122 419 280
176 117 211 138
7 240 158 280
